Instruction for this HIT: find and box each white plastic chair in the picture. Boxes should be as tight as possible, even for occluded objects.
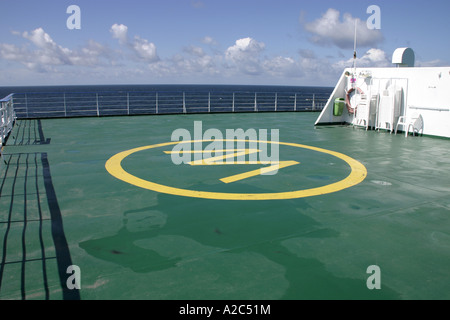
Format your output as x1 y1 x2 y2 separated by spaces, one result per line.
395 112 423 137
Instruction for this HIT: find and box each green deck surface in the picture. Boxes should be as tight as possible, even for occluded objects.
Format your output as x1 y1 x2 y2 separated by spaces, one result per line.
0 112 449 300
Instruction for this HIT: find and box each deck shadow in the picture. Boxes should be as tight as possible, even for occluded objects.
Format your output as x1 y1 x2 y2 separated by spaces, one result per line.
0 120 76 300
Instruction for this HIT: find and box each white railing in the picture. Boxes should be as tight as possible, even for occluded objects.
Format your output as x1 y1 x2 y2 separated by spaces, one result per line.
10 90 330 119
1 94 16 146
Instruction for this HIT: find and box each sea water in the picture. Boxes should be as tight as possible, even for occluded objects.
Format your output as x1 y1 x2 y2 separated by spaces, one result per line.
0 84 332 118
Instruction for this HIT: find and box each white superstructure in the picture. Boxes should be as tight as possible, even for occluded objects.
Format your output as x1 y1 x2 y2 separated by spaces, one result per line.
315 48 450 138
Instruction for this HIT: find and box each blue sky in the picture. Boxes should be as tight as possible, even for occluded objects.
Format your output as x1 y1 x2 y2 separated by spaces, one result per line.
1 0 449 87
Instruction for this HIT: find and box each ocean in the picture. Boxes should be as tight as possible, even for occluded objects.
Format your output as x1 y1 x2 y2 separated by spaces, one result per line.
0 84 333 118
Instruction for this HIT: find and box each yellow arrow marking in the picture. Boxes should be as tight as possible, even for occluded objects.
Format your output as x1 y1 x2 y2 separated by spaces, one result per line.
164 149 260 165
165 148 298 183
220 160 299 183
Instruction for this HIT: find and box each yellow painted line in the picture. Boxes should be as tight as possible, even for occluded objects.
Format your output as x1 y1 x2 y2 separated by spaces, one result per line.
220 161 299 184
190 161 268 165
188 149 259 165
105 139 368 201
163 149 255 154
164 149 261 165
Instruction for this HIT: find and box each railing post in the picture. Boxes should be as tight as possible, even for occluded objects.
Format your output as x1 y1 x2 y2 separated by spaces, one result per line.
127 92 130 115
156 92 158 114
6 100 10 132
208 92 211 113
294 93 297 111
312 93 315 111
232 93 235 112
183 92 186 113
11 94 16 122
25 93 29 118
254 92 257 112
275 92 278 111
7 100 12 131
96 93 100 116
0 102 4 145
64 93 67 117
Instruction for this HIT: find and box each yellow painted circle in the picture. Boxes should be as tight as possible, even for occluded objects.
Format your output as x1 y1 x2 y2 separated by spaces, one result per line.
105 140 367 200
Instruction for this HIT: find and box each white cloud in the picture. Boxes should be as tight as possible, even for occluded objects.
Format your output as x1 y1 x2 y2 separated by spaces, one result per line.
1 26 335 85
111 24 159 63
225 37 266 75
73 40 113 67
22 28 72 65
201 36 217 46
22 28 58 49
226 37 265 57
0 43 29 62
263 56 302 78
0 28 111 71
175 54 217 74
147 46 219 80
132 36 159 62
304 8 383 49
183 45 206 57
0 26 401 86
360 48 390 66
334 48 391 70
110 23 128 45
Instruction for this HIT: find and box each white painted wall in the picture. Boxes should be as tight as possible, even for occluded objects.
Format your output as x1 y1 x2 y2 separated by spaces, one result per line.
315 67 450 138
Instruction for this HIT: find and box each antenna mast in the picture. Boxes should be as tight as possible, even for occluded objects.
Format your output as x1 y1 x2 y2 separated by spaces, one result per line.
351 19 357 87
353 19 357 62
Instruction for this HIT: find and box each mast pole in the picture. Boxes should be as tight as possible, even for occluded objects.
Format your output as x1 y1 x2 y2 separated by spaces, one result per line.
352 19 357 88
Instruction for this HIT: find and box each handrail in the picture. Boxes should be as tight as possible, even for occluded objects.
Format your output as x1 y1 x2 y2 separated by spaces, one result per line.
1 94 16 146
409 105 449 112
0 94 14 102
9 89 330 119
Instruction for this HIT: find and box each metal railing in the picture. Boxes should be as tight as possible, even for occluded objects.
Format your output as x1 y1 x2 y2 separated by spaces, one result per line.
10 90 329 119
1 94 16 146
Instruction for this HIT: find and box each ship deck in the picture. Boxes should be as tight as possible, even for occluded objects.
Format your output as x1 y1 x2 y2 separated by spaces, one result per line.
0 112 449 300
